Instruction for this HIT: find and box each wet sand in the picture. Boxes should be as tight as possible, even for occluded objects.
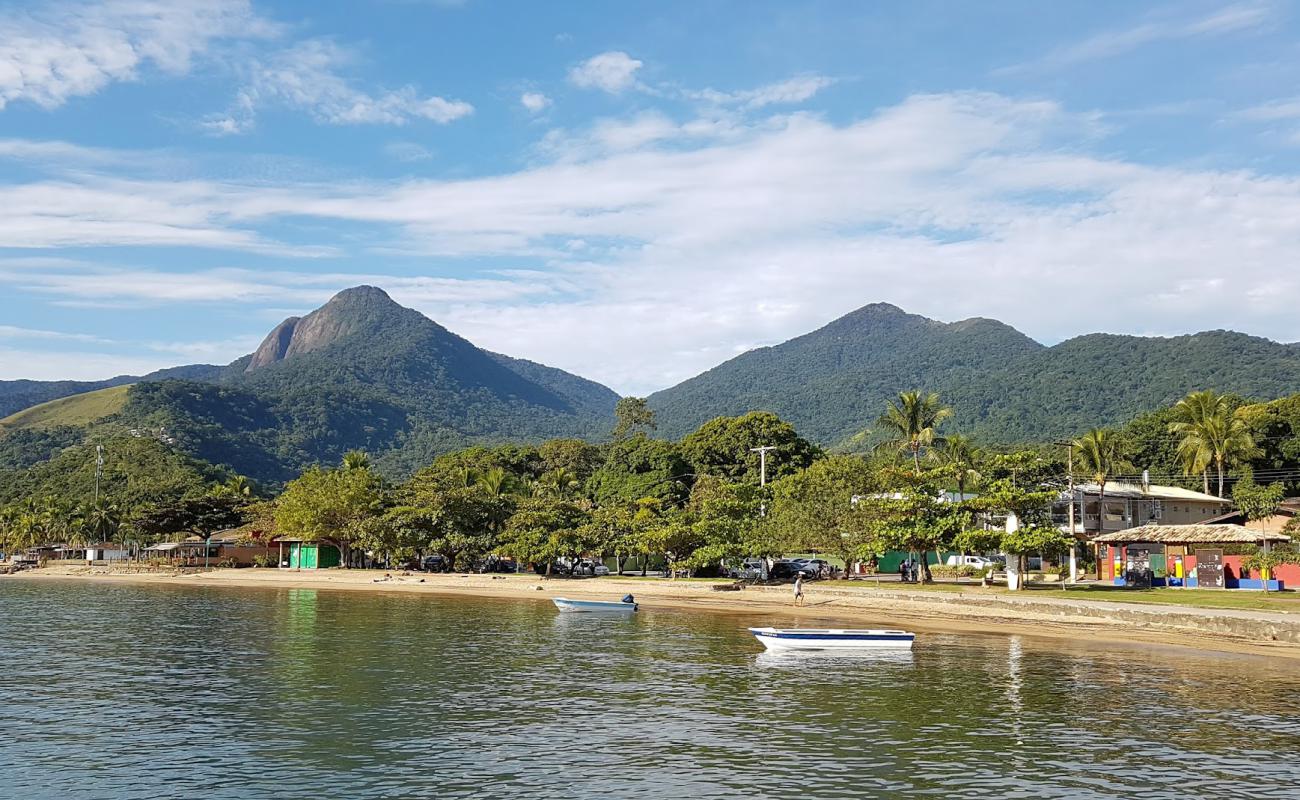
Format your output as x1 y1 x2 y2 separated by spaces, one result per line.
10 564 1300 660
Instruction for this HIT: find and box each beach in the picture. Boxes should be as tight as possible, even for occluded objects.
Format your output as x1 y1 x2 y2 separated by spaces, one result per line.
10 564 1300 660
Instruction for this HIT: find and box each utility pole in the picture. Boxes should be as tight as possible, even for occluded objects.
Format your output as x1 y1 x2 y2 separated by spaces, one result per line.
94 445 104 506
1051 440 1078 584
751 445 776 581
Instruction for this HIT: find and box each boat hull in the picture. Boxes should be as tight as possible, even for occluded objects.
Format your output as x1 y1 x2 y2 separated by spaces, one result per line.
748 627 914 650
553 598 638 613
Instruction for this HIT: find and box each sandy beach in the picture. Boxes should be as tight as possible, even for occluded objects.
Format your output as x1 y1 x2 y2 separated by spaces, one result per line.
10 564 1300 661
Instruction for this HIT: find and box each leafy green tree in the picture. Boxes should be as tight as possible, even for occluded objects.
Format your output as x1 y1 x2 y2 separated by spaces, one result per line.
877 391 952 472
1233 476 1285 537
770 455 883 579
876 469 968 582
584 504 637 574
612 397 657 441
677 476 766 572
588 435 692 506
274 465 382 566
130 494 249 545
538 438 603 481
1073 428 1131 532
498 497 590 574
680 411 819 484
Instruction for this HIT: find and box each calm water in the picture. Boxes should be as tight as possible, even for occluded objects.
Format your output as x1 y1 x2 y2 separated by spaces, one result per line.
2 581 1299 799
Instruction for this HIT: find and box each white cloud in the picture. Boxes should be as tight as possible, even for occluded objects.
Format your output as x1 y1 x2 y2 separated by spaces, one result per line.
1239 97 1300 121
7 91 1300 392
0 325 113 344
0 0 275 110
692 75 834 109
999 2 1274 73
205 39 473 133
520 91 552 112
568 51 642 93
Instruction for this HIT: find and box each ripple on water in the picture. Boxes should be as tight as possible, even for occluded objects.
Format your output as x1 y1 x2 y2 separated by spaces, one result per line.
3 580 1300 799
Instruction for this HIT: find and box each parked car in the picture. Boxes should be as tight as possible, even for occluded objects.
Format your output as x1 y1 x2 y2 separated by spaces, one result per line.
794 558 834 578
944 555 1003 570
421 555 448 573
770 560 819 580
483 557 519 574
730 558 766 579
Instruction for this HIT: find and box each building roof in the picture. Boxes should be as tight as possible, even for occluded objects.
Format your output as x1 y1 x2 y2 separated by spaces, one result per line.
1091 524 1291 545
1076 482 1230 503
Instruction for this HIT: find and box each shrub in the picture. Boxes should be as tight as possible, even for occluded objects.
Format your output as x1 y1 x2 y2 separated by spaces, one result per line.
252 553 273 568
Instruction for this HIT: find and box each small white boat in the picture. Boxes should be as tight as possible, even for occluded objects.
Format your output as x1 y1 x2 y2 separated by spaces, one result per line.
748 627 914 651
552 597 638 613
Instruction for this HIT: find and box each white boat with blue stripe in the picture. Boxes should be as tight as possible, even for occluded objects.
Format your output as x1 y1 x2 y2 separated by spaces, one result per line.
552 597 638 613
748 627 914 651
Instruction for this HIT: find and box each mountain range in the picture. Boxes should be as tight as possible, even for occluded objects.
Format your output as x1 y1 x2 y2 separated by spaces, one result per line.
4 287 1300 482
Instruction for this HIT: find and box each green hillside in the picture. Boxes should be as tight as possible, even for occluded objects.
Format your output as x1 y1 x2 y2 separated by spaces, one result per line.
649 304 1300 444
100 286 621 483
0 385 132 432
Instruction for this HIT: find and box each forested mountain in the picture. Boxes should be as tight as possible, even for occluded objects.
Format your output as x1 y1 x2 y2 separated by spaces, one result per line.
648 303 1300 445
3 286 620 484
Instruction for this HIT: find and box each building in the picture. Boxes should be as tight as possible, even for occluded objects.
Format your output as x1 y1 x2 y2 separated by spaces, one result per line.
1057 481 1232 536
275 539 342 569
1091 524 1294 590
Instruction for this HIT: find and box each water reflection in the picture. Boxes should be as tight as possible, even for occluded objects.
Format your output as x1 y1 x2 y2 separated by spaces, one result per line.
3 580 1300 800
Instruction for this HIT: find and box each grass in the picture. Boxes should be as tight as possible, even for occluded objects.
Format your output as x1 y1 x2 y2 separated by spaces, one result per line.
0 384 131 432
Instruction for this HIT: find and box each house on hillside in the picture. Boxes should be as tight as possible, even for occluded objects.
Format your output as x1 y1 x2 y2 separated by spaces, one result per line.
1055 480 1231 536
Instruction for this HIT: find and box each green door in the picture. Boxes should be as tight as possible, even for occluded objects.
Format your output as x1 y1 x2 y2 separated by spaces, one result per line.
301 544 318 570
288 543 301 569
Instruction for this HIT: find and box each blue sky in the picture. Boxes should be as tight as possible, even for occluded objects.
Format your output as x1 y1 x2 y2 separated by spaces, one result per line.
3 0 1300 394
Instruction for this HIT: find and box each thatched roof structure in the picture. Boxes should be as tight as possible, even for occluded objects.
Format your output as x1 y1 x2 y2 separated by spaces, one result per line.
1091 524 1291 545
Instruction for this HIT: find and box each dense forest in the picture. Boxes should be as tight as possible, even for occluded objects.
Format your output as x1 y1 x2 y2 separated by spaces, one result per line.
5 390 1299 582
647 303 1300 445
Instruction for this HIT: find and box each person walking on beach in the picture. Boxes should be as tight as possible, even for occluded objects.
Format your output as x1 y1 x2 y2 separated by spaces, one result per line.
793 574 805 606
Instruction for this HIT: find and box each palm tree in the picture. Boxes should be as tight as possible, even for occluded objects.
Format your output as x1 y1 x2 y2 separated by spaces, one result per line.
80 500 122 542
474 466 515 498
938 433 982 500
341 450 372 471
1168 391 1257 497
878 391 952 472
223 475 253 498
535 468 580 499
1073 428 1130 533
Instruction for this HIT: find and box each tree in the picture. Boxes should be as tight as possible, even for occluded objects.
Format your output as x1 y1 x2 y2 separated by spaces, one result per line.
498 497 590 574
129 494 249 544
769 456 883 579
1073 428 1130 533
1168 390 1257 497
877 391 952 472
876 469 968 583
538 438 603 481
79 498 122 542
274 466 382 566
612 397 657 440
938 433 983 500
678 476 766 573
342 450 372 471
587 435 692 507
680 411 819 484
534 468 580 499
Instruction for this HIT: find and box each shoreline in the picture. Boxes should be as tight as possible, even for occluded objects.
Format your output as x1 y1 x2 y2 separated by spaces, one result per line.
9 565 1300 661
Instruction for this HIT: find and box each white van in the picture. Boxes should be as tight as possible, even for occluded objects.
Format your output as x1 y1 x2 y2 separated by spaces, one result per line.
944 555 1002 569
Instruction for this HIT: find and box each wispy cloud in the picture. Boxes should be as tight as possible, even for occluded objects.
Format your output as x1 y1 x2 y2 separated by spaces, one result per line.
0 0 276 111
690 75 834 109
998 2 1275 74
203 38 473 134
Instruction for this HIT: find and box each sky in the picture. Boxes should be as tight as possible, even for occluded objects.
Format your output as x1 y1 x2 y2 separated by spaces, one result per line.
3 0 1300 395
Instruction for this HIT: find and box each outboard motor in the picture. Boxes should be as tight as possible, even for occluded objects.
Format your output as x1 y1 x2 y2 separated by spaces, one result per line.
622 594 635 604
